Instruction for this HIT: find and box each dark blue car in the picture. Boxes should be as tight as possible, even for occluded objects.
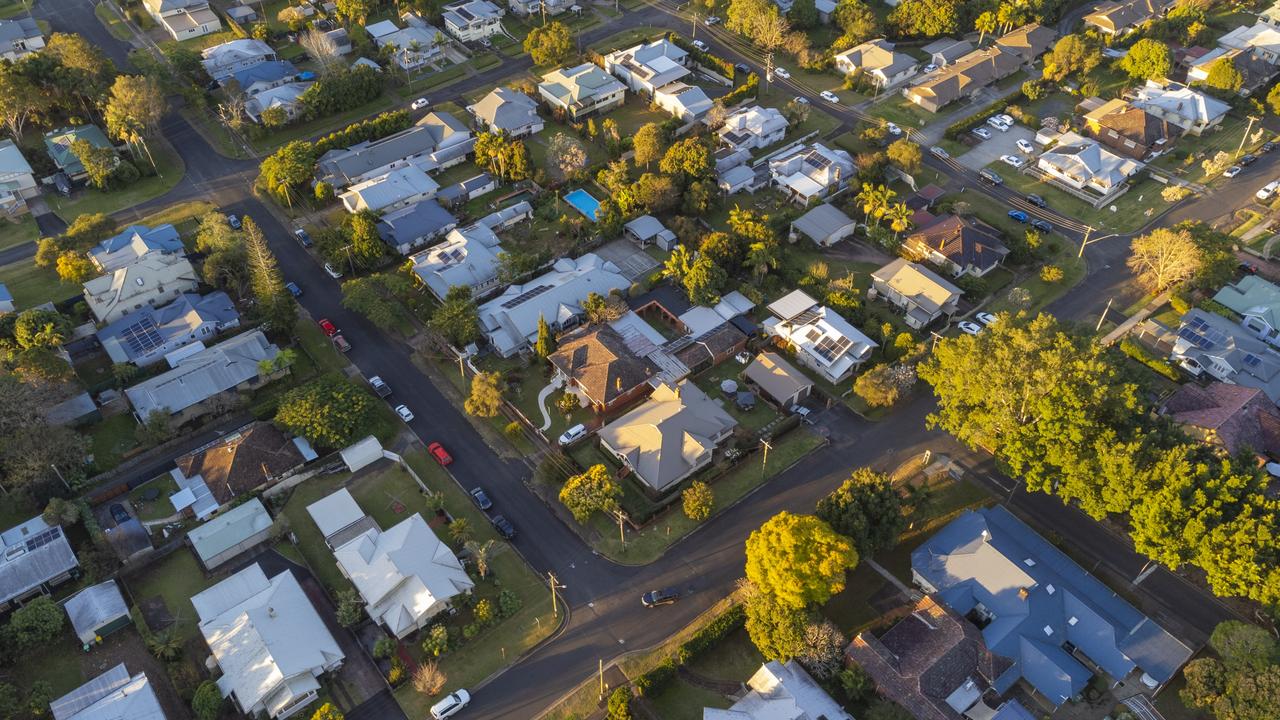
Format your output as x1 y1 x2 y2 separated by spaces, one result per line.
285 282 302 298
1007 210 1028 223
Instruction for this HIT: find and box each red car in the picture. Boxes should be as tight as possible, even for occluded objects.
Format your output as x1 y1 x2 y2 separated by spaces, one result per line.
428 442 452 466
318 318 338 337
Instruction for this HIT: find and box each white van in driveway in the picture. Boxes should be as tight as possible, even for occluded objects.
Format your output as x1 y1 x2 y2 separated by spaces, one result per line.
559 423 587 446
431 690 471 719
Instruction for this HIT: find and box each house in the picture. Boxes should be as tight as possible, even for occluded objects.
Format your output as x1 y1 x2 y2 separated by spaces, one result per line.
311 490 474 638
305 488 377 548
0 283 13 314
316 112 473 188
83 253 199 324
468 87 544 137
1037 133 1144 195
906 47 1023 112
871 258 963 329
143 0 220 40
921 37 973 68
478 254 630 356
718 105 788 151
1083 0 1171 36
904 215 1010 278
1171 308 1280 402
50 665 167 720
1217 22 1280 64
653 82 713 121
436 172 496 207
604 38 691 95
1215 274 1280 346
376 200 457 255
769 142 856 204
549 324 658 413
323 27 352 55
176 422 308 504
201 39 276 82
628 288 754 374
44 125 115 181
366 13 446 70
193 564 344 719
226 5 257 22
1081 98 1174 159
1161 382 1280 457
1132 80 1229 135
847 595 1041 720
228 60 300 95
538 63 627 120
791 202 856 247
510 0 569 15
88 224 184 272
169 467 219 520
1187 48 1277 96
64 581 130 645
0 139 38 215
913 506 1194 704
97 291 240 367
408 201 531 298
340 165 439 213
124 330 282 422
187 498 274 570
743 352 812 408
1264 0 1280 26
833 39 918 89
702 661 851 720
772 0 836 22
764 289 877 383
442 0 505 42
246 82 314 124
0 516 79 611
718 162 771 195
598 380 737 493
994 23 1058 62
0 18 43 61
624 215 679 251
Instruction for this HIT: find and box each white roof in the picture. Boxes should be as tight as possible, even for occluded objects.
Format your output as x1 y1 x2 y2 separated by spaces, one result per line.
51 665 167 720
364 19 400 37
64 581 129 644
333 514 475 636
1133 80 1230 128
718 105 788 146
410 223 503 299
605 38 690 88
306 488 365 539
714 290 755 320
170 468 218 519
340 435 384 472
0 516 78 607
246 82 311 116
0 139 32 177
1218 22 1280 57
193 564 343 717
703 661 852 720
1037 131 1143 189
341 165 439 213
765 292 877 377
187 498 272 565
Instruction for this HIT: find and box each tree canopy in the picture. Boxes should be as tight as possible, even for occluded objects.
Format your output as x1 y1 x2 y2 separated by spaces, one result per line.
275 377 380 448
744 512 858 609
559 464 622 522
814 468 905 558
1120 38 1173 80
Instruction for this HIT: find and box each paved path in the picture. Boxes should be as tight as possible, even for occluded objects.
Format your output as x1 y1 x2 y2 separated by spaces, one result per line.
536 380 557 432
1100 291 1171 346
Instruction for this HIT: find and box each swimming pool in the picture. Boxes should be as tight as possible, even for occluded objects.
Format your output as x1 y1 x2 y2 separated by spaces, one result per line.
564 189 602 221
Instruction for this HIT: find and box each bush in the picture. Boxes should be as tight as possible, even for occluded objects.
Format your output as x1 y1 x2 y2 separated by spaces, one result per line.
666 32 734 79
498 589 522 617
721 73 760 107
474 598 495 625
423 624 450 656
633 658 678 696
462 622 480 639
389 656 407 686
607 687 633 720
191 680 222 720
1039 264 1065 282
373 637 397 659
1118 338 1181 381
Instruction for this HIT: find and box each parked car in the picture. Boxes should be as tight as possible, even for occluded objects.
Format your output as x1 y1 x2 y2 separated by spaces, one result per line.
1224 165 1243 178
369 376 391 397
1008 209 1029 223
985 116 1009 132
1016 139 1036 154
411 97 430 110
394 404 414 422
324 262 343 279
1240 262 1260 274
976 312 997 326
558 423 587 446
972 127 992 140
979 168 1003 185
285 281 302 298
999 154 1024 168
819 90 840 103
470 487 493 510
1030 218 1053 232
226 214 241 230
428 441 453 466
1240 153 1258 166
108 504 129 525
793 95 809 105
430 690 471 719
294 228 312 247
641 588 680 607
958 321 983 335
930 145 949 159
1263 141 1276 153
692 39 708 51
1024 193 1046 208
735 62 751 74
704 15 720 24
773 67 790 79
318 318 338 337
332 334 351 353
491 514 516 539
885 122 902 136
995 113 1015 126
923 63 938 73
1258 180 1280 200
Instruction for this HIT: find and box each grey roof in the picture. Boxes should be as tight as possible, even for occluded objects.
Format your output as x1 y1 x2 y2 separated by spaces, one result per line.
922 37 974 64
0 138 32 177
98 292 239 365
45 392 98 426
411 222 502 299
913 506 1193 704
792 203 855 242
125 330 279 418
0 18 40 53
377 199 457 250
89 225 183 272
317 112 470 185
0 516 78 607
188 498 272 565
470 87 541 132
624 214 667 241
64 581 129 644
1172 308 1280 401
51 664 166 720
743 352 812 405
704 661 851 720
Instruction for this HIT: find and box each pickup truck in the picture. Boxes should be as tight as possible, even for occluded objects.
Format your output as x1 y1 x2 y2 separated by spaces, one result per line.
369 376 392 398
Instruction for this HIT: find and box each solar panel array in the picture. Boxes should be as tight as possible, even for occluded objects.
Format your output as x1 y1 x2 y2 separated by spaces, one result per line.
813 335 853 363
119 315 165 356
1179 315 1228 351
790 308 821 325
501 284 553 309
1244 353 1263 368
25 527 61 551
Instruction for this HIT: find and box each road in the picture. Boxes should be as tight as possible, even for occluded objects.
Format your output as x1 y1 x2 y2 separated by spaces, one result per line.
33 4 1262 719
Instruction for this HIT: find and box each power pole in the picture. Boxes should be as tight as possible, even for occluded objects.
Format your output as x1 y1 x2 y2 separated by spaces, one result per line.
547 571 565 616
692 12 698 38
1237 115 1260 159
612 508 627 546
1076 225 1094 258
49 464 69 492
599 659 605 699
1095 297 1114 333
760 439 772 479
764 51 774 90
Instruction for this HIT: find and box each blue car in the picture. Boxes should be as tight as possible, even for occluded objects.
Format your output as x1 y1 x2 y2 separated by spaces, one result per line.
285 282 302 298
1007 210 1028 223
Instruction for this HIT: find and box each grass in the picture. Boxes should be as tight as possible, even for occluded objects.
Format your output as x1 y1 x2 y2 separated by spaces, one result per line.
126 550 216 642
986 242 1087 315
94 2 132 41
0 260 78 311
86 414 141 473
0 213 36 250
821 562 892 633
992 169 1171 234
647 680 732 719
685 626 763 682
586 26 668 53
48 140 185 219
128 472 180 522
877 475 994 584
1151 115 1269 185
609 96 678 138
694 363 780 432
133 200 218 230
869 97 937 133
249 95 398 153
294 320 351 375
6 626 91 700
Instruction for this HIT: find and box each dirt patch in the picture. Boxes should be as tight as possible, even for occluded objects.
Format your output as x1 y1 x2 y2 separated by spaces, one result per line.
138 596 174 632
79 630 194 720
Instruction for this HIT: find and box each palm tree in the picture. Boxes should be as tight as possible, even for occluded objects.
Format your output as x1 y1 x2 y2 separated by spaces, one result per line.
746 240 780 280
465 539 497 579
886 203 914 243
975 10 997 45
448 517 472 545
856 183 880 227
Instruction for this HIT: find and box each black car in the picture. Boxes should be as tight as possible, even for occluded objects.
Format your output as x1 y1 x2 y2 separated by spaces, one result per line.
641 588 680 607
294 228 312 247
1030 218 1053 233
1240 262 1260 275
1024 193 1047 208
1241 153 1259 166
734 62 750 75
470 487 493 511
491 514 516 539
108 504 129 525
1263 142 1276 154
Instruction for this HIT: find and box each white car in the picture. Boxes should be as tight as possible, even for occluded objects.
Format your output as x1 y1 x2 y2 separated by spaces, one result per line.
704 15 720 24
976 312 997 326
1224 165 1243 178
1259 180 1280 200
958 321 983 336
886 122 902 136
986 117 1010 132
773 67 791 79
692 39 708 51
323 262 343 279
972 127 992 140
793 95 809 105
930 145 949 159
1000 154 1025 168
558 423 587 446
820 90 840 104
923 63 938 73
1016 139 1036 154
996 113 1015 126
430 690 471 719
410 97 429 110
395 404 415 422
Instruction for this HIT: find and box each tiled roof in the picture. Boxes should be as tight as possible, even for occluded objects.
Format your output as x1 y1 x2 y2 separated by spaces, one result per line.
1162 381 1280 456
175 422 305 503
549 324 657 407
905 215 1009 273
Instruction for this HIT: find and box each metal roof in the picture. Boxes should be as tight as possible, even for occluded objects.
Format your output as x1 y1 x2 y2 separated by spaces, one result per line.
187 498 272 564
50 664 166 720
0 517 78 607
64 581 129 644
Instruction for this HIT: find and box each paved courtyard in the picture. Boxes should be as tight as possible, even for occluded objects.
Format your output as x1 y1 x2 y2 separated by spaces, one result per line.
594 238 660 281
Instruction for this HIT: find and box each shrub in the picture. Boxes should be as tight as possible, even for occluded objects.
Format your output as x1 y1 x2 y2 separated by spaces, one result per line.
422 624 449 656
721 73 760 107
191 681 222 720
1118 338 1181 381
413 660 447 696
498 589 522 617
389 656 407 686
607 687 632 720
462 623 480 639
1040 265 1065 283
474 598 495 625
373 637 397 659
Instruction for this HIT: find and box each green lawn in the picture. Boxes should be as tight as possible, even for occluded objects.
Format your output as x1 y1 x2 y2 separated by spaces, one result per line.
1152 115 1269 185
86 414 141 473
0 260 78 311
135 200 218 230
822 562 892 634
587 26 667 53
126 550 216 642
128 472 180 522
647 679 732 719
869 97 937 133
49 140 185 219
294 321 351 375
685 626 763 682
694 363 780 432
986 243 1087 315
0 213 36 250
250 95 398 153
609 96 676 138
877 475 993 584
992 170 1170 234
6 626 91 700
94 2 132 41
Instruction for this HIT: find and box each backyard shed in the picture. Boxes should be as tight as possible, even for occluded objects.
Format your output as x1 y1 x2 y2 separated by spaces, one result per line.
743 352 813 408
341 435 385 472
186 498 274 570
64 580 130 645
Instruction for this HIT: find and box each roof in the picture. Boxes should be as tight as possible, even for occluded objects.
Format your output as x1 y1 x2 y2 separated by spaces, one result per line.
906 215 1010 273
341 165 439 212
718 105 788 148
125 331 278 419
188 498 273 564
1218 21 1280 56
378 199 457 250
44 125 112 175
0 138 32 177
1172 308 1280 401
230 60 298 90
1133 80 1230 128
994 23 1058 62
245 82 310 117
703 661 851 720
306 488 366 540
1162 381 1280 456
200 39 274 77
1038 132 1143 189
908 46 1023 108
83 254 199 323
0 282 11 305
1085 100 1173 148
549 324 658 407
765 290 878 375
792 203 855 242
443 0 503 27
0 516 78 607
1214 274 1280 330
50 665 166 720
318 113 470 185
0 17 40 53
624 214 669 242
1084 0 1170 32
64 581 129 644
605 38 690 88
598 380 737 492
768 143 855 197
872 258 964 314
922 37 974 63
333 514 475 636
743 352 812 404
98 292 238 365
340 435 384 472
175 422 305 504
170 467 219 520
913 506 1194 704
88 224 183 272
539 63 626 106
409 219 501 297
656 82 712 118
835 38 917 76
469 87 541 132
193 564 343 717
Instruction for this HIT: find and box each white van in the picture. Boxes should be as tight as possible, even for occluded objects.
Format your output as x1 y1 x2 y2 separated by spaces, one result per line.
558 423 587 446
431 690 471 719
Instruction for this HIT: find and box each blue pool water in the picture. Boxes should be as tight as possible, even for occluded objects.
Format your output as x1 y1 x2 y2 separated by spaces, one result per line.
564 189 602 221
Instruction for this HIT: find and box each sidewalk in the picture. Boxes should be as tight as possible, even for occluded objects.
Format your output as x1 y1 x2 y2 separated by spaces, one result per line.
1099 291 1170 346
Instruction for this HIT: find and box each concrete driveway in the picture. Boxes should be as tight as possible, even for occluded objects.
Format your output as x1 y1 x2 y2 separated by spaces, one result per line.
958 124 1037 171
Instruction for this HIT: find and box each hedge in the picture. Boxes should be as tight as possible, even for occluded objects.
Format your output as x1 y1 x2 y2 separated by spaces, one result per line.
1118 338 1181 382
313 110 412 156
721 73 759 107
943 91 1027 141
632 604 745 696
666 32 735 80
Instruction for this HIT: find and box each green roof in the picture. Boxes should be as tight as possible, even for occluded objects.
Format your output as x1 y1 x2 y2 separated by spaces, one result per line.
44 125 112 176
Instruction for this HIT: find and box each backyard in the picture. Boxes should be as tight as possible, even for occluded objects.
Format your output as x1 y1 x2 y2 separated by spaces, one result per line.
0 258 79 311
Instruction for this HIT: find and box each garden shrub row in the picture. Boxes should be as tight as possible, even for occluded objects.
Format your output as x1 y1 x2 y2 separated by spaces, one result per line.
721 73 759 108
313 110 412 156
666 32 735 80
632 604 745 696
1118 338 1181 382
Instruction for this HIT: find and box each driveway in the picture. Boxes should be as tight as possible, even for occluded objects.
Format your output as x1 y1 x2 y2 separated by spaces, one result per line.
98 500 152 560
957 124 1037 172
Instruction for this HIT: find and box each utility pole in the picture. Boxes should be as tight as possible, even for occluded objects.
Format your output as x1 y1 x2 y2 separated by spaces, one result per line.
612 508 627 546
1237 115 1260 159
692 12 698 38
49 464 69 492
1095 297 1114 333
760 439 772 479
547 571 565 616
764 51 774 90
598 659 605 700
1076 225 1094 258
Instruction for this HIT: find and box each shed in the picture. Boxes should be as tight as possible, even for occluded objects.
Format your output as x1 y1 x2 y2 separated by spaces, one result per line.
306 488 378 548
624 215 679 251
341 435 385 472
743 352 813 407
186 498 274 570
64 581 130 645
791 203 856 247
226 5 258 21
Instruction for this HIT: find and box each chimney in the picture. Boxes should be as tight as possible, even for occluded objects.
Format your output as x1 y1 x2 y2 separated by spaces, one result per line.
1018 587 1029 601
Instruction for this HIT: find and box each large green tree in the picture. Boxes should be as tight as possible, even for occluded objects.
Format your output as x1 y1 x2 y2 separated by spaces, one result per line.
743 584 807 660
258 141 316 207
430 285 481 347
243 217 296 336
1202 56 1244 93
744 512 858 609
559 464 622 523
1182 621 1280 720
1120 38 1173 80
814 468 905 558
523 22 572 66
275 377 380 448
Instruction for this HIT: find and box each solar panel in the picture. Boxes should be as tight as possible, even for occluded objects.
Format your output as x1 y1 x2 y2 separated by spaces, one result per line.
790 308 821 325
501 284 553 309
120 315 165 356
1245 353 1263 368
25 527 60 551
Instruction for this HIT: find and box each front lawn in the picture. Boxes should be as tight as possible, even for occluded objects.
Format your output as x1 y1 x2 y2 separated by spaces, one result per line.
1151 115 1268 185
86 414 141 473
250 96 398 154
869 97 938 133
0 213 36 251
993 170 1170 234
0 260 78 311
49 139 186 219
986 242 1086 315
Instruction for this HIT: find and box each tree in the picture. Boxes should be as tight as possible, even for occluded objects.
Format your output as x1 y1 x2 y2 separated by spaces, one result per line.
788 0 818 28
345 211 388 268
1127 227 1202 294
258 141 316 207
71 139 122 191
547 132 587 178
745 512 858 609
260 106 288 129
634 172 679 214
1120 38 1172 80
335 589 365 626
340 278 397 330
474 131 532 182
815 468 905 557
659 137 713 180
607 686 632 720
1203 56 1244 93
0 63 49 142
1181 621 1280 720
975 10 997 44
0 375 89 495
275 377 380 448
798 621 846 679
1040 265 1064 282
559 464 621 522
55 251 95 284
194 211 239 253
191 681 223 720
336 0 376 24
523 21 572 66
63 213 118 247
556 391 578 419
1268 83 1280 115
103 75 166 172
243 217 296 335
9 596 63 648
42 497 81 527
832 0 878 46
682 481 714 521
683 252 726 305
886 139 922 173
743 583 807 660
422 624 450 656
413 660 447 696
1043 34 1101 82
1211 621 1278 671
465 371 503 418
136 409 176 448
889 0 960 37
464 539 496 578
431 285 481 347
535 314 555 358
301 30 344 74
746 239 781 281
632 122 667 168
13 309 69 350
582 291 621 324
448 517 472 545
311 703 344 720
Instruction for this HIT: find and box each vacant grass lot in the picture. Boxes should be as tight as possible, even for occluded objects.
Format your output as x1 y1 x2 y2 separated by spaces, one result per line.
0 260 78 311
87 414 141 473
